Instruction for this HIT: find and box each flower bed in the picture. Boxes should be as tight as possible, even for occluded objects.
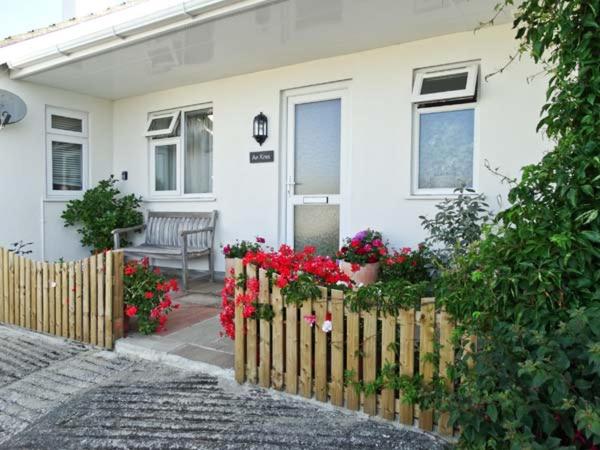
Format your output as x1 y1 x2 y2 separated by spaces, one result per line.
123 257 180 334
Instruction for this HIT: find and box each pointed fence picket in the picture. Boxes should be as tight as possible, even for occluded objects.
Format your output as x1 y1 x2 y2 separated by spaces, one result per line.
233 258 458 438
0 248 124 349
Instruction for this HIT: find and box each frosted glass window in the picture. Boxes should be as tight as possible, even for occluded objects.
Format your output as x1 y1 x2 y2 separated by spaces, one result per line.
52 141 82 191
184 109 213 194
294 205 339 257
155 144 177 191
418 108 474 189
294 99 341 195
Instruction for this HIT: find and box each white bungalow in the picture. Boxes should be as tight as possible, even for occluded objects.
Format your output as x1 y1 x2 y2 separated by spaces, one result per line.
0 0 548 275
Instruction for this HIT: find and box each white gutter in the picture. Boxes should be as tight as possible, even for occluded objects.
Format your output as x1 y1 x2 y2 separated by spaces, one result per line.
8 0 282 79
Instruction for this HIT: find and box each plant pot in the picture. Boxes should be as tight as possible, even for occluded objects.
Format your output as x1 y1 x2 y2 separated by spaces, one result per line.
339 261 380 285
225 257 236 279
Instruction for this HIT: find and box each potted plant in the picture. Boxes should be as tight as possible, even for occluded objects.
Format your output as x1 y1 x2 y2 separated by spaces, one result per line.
222 237 265 277
337 229 387 285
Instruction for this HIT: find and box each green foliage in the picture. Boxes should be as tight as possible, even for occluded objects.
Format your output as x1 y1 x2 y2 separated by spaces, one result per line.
380 245 431 284
436 1 600 448
61 176 143 253
344 279 427 316
281 273 323 306
419 187 493 270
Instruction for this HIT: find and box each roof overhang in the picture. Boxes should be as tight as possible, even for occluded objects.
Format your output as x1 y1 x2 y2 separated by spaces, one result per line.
2 0 513 99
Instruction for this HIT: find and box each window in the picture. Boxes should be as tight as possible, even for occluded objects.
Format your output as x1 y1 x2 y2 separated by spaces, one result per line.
144 111 180 138
412 63 478 104
46 107 88 197
148 105 213 197
412 63 479 194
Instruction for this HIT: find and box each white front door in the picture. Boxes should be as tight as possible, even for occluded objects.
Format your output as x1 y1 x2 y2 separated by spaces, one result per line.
284 85 349 256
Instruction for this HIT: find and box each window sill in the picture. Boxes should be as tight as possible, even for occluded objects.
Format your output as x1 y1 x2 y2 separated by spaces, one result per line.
44 195 83 202
143 196 216 203
405 192 479 201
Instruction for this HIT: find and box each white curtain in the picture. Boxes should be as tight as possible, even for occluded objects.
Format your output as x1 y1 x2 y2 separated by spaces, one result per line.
185 109 213 194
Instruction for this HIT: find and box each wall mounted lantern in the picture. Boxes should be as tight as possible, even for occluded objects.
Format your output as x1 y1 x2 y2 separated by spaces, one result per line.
253 112 268 146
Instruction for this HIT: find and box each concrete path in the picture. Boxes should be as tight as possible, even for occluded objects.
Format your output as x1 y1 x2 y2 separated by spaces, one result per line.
0 325 449 449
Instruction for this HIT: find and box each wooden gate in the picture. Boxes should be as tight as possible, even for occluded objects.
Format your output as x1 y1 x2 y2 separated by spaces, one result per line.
0 248 124 349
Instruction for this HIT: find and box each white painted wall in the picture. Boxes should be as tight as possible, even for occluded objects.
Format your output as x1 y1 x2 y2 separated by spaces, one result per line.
112 23 550 273
0 70 113 261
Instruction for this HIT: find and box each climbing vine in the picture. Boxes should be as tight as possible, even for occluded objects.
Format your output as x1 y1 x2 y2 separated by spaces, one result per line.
436 1 600 448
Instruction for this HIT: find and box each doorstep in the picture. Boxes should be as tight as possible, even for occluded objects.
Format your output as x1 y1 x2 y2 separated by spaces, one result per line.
116 290 234 372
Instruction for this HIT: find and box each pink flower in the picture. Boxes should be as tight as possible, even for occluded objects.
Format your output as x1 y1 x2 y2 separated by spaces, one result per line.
303 314 316 327
256 236 266 244
372 239 383 248
223 244 231 256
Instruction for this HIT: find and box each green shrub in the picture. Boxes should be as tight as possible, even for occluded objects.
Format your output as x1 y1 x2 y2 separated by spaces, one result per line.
62 176 143 253
437 1 600 448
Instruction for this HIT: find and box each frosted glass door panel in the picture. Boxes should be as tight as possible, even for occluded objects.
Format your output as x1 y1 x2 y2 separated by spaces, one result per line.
294 205 339 256
294 99 341 195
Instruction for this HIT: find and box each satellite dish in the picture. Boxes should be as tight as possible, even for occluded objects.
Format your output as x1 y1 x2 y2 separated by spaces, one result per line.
0 89 27 128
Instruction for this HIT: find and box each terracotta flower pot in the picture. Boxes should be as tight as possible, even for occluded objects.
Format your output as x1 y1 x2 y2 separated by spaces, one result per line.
225 257 236 279
339 261 380 285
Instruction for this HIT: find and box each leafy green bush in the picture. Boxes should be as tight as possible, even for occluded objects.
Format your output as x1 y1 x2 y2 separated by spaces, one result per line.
62 176 143 253
436 1 600 448
419 187 493 269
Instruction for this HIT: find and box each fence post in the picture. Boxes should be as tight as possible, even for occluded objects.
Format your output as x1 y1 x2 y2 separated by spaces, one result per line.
381 312 397 420
330 289 344 407
234 258 246 384
419 297 435 431
314 288 328 402
112 251 124 341
438 309 455 436
362 309 378 415
346 308 360 410
258 268 271 388
246 264 258 384
399 308 415 425
285 294 298 395
271 283 284 390
104 251 113 348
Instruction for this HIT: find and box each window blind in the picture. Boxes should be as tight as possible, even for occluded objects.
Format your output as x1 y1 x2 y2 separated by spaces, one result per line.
52 141 83 191
51 114 83 133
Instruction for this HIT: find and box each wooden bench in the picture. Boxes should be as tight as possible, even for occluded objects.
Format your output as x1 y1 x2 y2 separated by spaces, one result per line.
112 211 217 290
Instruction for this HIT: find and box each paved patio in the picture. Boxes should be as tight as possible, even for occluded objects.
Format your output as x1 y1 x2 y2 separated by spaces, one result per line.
118 278 234 370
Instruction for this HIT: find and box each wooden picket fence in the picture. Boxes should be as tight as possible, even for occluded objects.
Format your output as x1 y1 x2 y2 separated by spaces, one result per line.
233 259 458 437
0 248 125 348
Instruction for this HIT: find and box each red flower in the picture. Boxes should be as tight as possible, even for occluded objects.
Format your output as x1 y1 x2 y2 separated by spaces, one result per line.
168 278 179 292
154 267 161 275
125 305 138 317
351 263 361 272
350 239 360 248
124 265 137 276
144 291 154 300
160 297 172 309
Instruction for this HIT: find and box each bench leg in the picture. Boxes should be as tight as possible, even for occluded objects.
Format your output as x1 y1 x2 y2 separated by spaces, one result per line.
208 249 214 282
182 252 189 292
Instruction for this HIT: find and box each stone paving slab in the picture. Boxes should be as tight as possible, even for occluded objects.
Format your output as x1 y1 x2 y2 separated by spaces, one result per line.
0 325 450 450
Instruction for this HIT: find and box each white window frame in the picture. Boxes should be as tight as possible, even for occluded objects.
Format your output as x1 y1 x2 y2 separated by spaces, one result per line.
47 106 88 138
147 103 214 199
412 63 478 104
144 111 180 138
412 102 479 196
149 137 181 197
45 106 89 198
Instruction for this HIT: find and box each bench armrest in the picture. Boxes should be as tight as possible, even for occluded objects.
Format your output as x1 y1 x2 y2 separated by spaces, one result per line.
112 224 146 249
180 227 214 237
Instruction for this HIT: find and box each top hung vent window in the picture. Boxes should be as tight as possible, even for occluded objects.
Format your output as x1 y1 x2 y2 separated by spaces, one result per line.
412 63 478 104
145 111 180 138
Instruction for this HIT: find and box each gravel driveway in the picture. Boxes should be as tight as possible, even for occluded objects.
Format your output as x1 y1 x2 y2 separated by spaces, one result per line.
0 325 449 449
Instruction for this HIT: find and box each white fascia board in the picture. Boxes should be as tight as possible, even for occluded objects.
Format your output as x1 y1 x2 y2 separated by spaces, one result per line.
8 0 280 78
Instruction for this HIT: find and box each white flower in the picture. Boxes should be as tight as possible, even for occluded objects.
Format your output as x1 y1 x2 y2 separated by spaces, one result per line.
50 281 57 288
321 320 332 333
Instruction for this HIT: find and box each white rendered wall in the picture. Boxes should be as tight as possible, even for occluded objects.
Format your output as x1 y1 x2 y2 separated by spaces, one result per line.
0 70 113 261
112 24 550 273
